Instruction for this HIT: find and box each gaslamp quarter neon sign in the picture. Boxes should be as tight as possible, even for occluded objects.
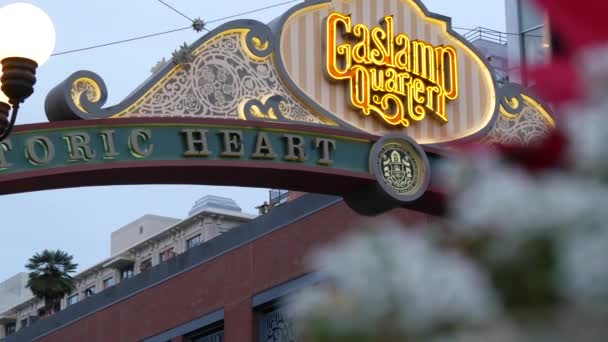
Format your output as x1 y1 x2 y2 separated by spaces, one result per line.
325 12 459 127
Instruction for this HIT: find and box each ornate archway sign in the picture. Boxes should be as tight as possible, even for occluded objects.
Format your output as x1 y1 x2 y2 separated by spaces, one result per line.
0 0 554 216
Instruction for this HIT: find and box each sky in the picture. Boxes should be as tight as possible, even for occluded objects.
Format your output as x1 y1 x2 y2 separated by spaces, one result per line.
0 0 506 282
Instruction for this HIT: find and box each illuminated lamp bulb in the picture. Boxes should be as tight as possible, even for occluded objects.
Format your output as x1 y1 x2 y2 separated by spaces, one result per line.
0 2 56 66
0 3 55 138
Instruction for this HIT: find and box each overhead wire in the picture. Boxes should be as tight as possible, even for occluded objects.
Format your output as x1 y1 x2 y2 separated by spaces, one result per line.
155 0 210 32
205 0 299 24
50 1 542 57
51 0 300 57
51 27 191 56
156 0 196 22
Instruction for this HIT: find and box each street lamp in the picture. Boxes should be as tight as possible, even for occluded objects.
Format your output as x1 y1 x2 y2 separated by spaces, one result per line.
0 2 56 141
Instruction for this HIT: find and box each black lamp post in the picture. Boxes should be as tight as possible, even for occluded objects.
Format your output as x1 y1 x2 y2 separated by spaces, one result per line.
0 57 38 140
0 2 56 142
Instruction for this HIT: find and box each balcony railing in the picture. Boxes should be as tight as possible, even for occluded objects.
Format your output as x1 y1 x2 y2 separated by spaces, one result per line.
269 189 289 208
462 27 508 45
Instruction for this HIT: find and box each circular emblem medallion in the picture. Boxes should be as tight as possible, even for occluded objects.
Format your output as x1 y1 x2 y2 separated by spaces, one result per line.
370 134 430 203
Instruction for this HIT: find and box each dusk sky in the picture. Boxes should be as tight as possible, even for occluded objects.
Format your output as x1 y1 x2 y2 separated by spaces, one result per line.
0 0 506 281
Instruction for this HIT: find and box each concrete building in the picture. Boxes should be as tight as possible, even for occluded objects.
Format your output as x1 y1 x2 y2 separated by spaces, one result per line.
0 274 34 338
505 0 550 83
110 215 181 257
0 274 32 315
465 27 510 84
463 1 550 86
0 195 254 340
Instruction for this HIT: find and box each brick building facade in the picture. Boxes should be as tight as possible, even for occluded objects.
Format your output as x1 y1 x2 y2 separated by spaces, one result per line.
6 194 431 341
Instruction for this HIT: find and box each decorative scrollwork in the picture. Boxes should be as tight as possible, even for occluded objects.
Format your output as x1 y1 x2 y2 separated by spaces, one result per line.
498 83 525 115
71 78 102 112
118 27 324 124
45 71 108 121
486 83 555 146
241 95 287 121
43 20 331 125
243 23 274 60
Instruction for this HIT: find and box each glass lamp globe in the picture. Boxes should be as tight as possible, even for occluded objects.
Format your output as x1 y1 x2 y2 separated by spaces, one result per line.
0 3 56 66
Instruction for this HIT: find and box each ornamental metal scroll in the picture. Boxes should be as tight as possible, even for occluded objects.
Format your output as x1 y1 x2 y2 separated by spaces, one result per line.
44 20 332 127
485 82 556 146
45 71 108 122
241 95 288 121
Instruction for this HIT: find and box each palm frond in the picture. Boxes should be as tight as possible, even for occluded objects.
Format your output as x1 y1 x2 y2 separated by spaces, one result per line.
25 249 78 305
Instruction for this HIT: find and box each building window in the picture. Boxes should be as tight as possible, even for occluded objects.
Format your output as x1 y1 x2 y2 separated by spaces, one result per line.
185 324 224 342
257 305 296 342
103 277 114 289
67 294 79 306
187 234 202 250
189 330 224 342
159 248 175 262
121 265 134 280
5 322 16 335
20 318 28 329
140 258 152 272
84 285 95 298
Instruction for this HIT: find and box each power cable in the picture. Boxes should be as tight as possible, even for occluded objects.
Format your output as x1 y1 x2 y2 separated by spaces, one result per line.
155 0 209 32
156 0 195 22
51 27 191 56
51 0 299 57
205 0 299 24
50 1 542 57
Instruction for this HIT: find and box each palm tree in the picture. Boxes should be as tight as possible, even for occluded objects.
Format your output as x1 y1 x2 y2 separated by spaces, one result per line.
25 250 78 316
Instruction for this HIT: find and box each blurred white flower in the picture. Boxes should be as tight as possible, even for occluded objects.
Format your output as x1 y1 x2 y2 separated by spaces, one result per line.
450 161 538 234
290 223 500 338
437 149 499 194
577 43 608 102
558 226 608 304
449 157 608 240
564 105 608 179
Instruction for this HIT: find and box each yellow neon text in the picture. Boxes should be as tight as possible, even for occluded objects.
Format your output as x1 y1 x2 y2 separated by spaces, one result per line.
325 12 459 126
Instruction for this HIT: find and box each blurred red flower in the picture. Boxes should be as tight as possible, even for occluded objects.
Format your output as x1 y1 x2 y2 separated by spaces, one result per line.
528 1 608 104
534 0 608 52
495 130 568 173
